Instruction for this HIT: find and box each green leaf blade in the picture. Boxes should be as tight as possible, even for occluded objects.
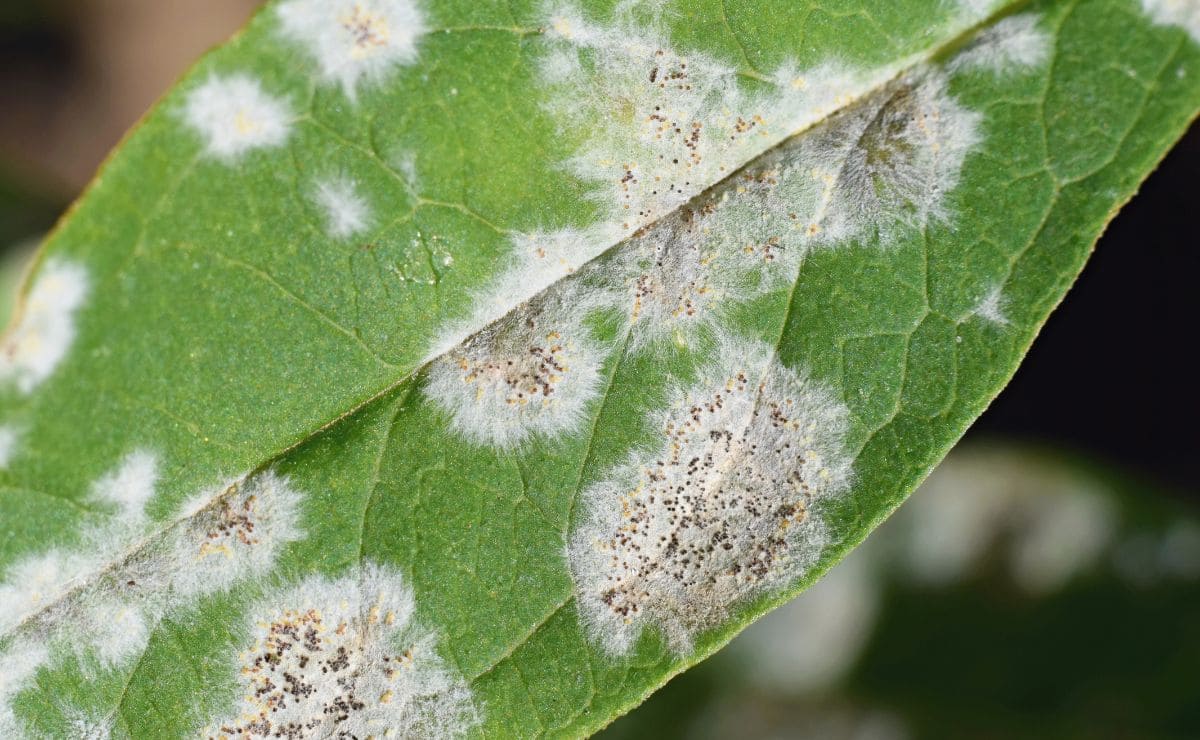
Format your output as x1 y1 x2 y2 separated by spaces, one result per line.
1 0 1197 737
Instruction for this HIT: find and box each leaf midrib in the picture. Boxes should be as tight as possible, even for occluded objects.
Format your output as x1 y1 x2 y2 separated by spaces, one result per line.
0 0 1026 646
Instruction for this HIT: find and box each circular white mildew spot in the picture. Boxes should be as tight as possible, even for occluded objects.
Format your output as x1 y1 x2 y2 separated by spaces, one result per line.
277 0 427 98
425 287 607 449
779 71 982 245
182 74 293 161
0 259 88 394
168 470 305 599
312 176 372 239
569 339 853 654
205 562 477 738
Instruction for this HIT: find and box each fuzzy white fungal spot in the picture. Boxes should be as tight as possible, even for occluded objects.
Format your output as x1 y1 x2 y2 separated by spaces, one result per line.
424 223 623 364
971 286 1009 326
206 562 477 739
168 471 305 599
506 1 928 313
538 4 894 237
0 450 163 636
593 69 983 350
277 0 427 98
1141 0 1200 43
0 426 17 468
569 339 852 654
951 13 1052 75
0 641 47 736
64 710 113 740
0 550 97 635
182 75 293 161
77 596 151 669
0 465 304 713
783 72 981 243
435 5 988 364
0 259 88 394
312 176 372 239
90 449 160 522
425 286 607 448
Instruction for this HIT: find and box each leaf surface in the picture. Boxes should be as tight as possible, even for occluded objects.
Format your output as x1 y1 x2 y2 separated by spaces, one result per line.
0 0 1197 737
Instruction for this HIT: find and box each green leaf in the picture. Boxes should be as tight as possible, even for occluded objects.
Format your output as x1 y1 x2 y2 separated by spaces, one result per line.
0 0 1196 737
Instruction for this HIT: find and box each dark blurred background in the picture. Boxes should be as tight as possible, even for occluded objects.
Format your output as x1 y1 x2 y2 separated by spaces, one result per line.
1 3 1196 738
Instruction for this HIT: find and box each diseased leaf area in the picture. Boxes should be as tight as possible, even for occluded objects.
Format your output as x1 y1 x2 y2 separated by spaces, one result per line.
0 0 1196 737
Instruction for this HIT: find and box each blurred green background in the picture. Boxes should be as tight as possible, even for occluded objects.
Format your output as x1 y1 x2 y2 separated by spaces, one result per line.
1 3 1196 738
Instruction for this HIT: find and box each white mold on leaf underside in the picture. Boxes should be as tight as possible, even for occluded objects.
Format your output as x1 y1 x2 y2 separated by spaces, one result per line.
568 339 853 654
276 0 427 99
425 283 609 449
593 67 985 350
205 562 477 740
432 1 1021 368
0 259 88 395
950 13 1053 76
312 175 373 239
0 469 305 735
539 2 895 236
182 74 293 162
1140 0 1200 43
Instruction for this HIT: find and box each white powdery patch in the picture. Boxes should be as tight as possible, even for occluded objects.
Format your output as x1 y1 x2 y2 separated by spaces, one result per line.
1141 0 1200 43
438 6 988 364
166 470 305 599
277 0 427 98
58 471 303 670
0 426 17 468
0 466 304 707
76 596 151 669
0 449 163 638
569 339 853 654
603 166 801 350
951 13 1052 76
595 69 983 350
0 551 96 634
427 224 623 363
90 449 160 523
0 641 48 736
971 285 1009 325
534 2 910 270
425 286 608 448
312 176 372 239
63 710 113 740
781 71 981 244
0 259 88 394
182 74 293 162
205 562 477 739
